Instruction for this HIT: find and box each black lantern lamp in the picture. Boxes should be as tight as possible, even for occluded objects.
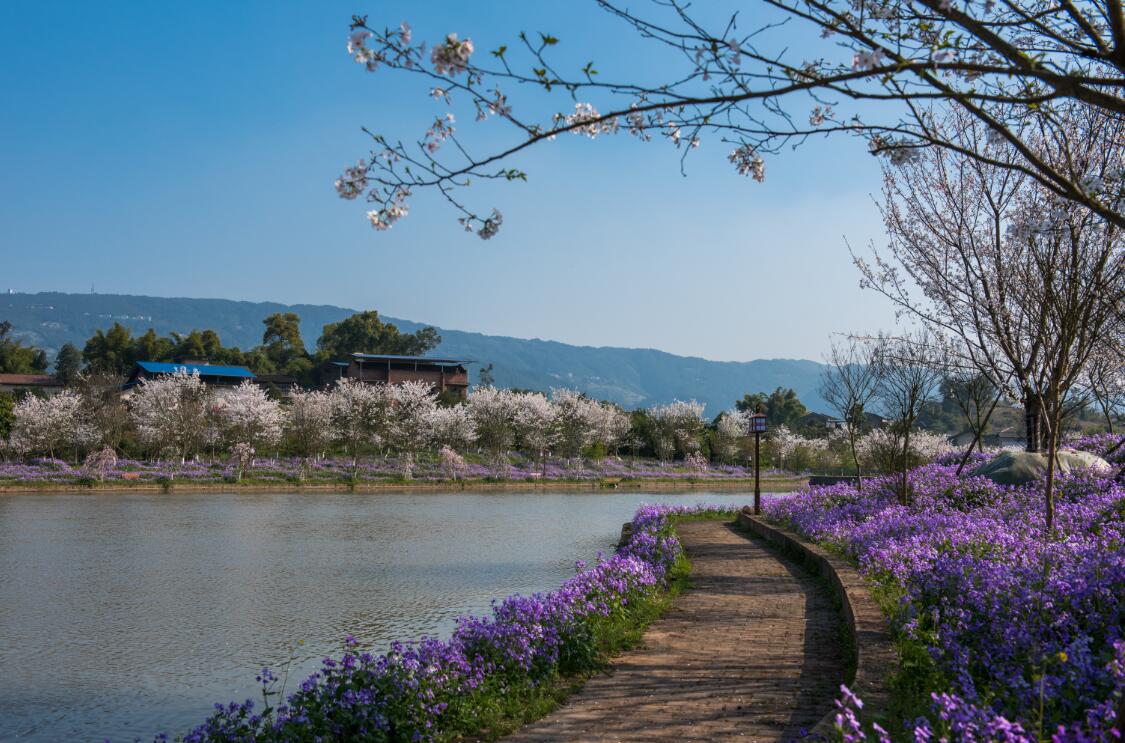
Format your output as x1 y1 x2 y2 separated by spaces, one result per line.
750 410 767 514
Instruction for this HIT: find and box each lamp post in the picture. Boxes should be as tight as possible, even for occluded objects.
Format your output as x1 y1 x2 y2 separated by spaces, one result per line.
750 410 767 514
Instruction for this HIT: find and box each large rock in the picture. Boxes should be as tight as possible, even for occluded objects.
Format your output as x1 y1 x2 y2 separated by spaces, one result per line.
969 449 1114 485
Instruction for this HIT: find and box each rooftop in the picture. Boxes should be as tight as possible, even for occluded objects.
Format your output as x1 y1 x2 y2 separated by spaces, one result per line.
135 361 256 378
350 353 472 365
0 373 62 386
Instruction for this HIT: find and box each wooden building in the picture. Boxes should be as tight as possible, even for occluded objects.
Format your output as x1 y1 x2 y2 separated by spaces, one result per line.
321 354 471 399
0 373 64 397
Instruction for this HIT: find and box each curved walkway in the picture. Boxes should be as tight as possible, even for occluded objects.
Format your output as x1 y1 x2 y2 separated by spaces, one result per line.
507 520 845 742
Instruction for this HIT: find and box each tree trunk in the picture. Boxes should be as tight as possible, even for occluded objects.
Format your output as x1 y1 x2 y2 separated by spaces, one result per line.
1025 395 1043 453
900 426 911 505
1044 412 1059 532
850 427 864 493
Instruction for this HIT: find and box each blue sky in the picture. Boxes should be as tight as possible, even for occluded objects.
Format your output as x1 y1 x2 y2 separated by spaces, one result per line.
1 1 898 362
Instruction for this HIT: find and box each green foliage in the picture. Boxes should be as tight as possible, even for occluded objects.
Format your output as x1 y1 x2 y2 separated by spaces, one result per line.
262 312 307 369
82 323 263 375
627 409 656 457
316 310 441 360
736 386 808 428
0 321 46 374
0 391 14 438
53 343 83 385
869 578 950 732
82 322 139 374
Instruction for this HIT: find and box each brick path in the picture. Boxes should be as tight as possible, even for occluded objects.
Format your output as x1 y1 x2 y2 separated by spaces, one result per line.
507 520 845 742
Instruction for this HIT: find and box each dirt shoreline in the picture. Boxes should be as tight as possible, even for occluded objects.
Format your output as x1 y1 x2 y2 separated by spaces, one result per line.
0 477 806 495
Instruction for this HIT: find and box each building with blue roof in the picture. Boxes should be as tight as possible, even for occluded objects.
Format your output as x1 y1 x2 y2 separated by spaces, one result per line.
124 361 256 392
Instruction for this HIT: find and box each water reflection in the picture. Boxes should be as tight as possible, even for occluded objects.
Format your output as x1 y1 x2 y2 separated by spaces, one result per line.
0 489 756 741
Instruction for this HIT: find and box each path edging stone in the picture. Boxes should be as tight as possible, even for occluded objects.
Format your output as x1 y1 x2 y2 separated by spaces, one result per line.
737 506 898 735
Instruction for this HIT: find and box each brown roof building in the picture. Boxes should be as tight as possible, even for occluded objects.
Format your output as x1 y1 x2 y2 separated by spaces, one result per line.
0 374 64 397
321 354 472 399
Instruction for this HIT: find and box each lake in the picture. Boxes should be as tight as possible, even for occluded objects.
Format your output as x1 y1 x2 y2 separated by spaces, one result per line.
0 489 760 741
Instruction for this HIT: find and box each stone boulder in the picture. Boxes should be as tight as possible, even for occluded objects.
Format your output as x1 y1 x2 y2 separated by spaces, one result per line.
969 449 1114 486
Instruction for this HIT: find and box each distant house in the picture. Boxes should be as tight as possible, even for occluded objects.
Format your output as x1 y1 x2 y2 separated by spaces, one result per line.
796 411 885 431
123 361 256 396
321 353 472 399
0 373 63 397
949 427 1026 449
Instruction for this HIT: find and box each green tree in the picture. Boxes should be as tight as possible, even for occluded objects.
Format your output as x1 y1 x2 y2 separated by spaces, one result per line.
82 323 137 375
0 391 14 438
54 343 83 385
316 311 441 360
262 312 307 369
132 328 174 363
736 387 808 428
765 387 808 428
0 321 44 374
169 329 225 361
735 392 768 415
401 326 441 356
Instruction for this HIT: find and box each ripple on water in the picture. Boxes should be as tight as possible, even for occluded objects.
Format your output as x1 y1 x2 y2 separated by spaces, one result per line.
0 489 756 741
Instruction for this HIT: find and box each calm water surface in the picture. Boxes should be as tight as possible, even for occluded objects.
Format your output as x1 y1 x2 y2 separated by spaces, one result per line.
0 489 760 741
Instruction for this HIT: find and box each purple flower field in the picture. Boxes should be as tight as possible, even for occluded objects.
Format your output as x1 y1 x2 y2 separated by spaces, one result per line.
0 455 779 487
767 441 1125 740
152 503 736 742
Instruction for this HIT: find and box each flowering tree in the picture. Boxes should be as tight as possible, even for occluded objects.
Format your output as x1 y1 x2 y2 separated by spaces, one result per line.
856 107 1123 526
287 388 335 464
712 410 749 463
854 426 955 471
9 390 96 460
129 369 211 465
75 371 130 452
511 392 558 474
1084 343 1125 433
82 445 118 482
648 399 706 462
550 388 601 465
770 424 802 471
427 404 477 451
874 332 945 503
820 337 882 490
385 380 438 478
438 444 467 480
684 451 708 472
329 378 389 473
466 386 516 475
589 402 632 458
219 381 285 460
338 3 1125 240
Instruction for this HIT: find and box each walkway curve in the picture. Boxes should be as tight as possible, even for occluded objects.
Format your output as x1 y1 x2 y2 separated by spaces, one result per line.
507 520 846 742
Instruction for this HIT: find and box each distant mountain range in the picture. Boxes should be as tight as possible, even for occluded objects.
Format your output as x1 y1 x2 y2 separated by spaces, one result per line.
1 292 830 414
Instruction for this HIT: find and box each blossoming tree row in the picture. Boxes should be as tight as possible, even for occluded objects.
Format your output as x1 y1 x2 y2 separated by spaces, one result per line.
0 371 723 480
